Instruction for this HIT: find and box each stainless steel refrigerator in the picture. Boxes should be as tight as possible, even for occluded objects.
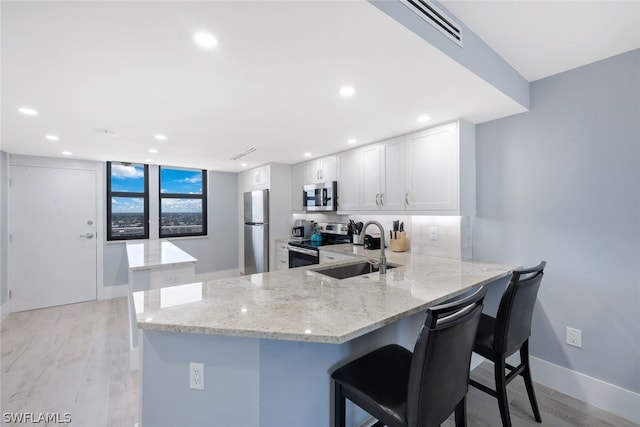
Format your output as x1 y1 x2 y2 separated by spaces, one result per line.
243 189 269 274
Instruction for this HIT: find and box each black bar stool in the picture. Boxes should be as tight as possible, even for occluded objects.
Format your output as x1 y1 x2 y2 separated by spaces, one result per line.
469 261 546 427
331 286 487 427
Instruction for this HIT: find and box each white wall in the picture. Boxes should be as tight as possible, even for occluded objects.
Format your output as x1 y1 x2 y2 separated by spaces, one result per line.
0 151 9 309
473 48 640 403
1 154 237 295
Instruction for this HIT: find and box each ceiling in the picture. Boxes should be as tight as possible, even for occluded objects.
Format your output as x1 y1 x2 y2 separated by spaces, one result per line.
2 1 638 172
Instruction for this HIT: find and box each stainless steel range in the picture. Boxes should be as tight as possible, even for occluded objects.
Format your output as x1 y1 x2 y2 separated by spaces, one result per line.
287 223 350 268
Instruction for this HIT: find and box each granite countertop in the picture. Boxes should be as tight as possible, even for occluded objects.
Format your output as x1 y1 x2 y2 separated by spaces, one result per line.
126 239 197 270
134 249 515 344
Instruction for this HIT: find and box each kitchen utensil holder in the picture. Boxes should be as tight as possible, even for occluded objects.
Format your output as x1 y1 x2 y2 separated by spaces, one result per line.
390 232 408 252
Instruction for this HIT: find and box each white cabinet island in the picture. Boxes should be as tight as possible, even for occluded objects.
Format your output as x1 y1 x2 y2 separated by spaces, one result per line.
133 248 514 427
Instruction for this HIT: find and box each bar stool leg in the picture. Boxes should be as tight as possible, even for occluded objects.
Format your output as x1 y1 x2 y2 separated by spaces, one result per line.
454 396 467 427
520 341 542 422
494 357 512 427
334 381 345 427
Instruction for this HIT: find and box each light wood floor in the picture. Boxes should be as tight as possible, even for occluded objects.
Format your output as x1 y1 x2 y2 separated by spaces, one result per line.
1 297 137 426
1 297 637 427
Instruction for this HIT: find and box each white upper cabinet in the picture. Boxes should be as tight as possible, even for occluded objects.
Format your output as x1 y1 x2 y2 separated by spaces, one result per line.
360 144 383 210
241 164 270 192
293 119 475 215
405 120 476 215
337 149 361 211
291 163 306 212
338 138 403 212
380 136 406 211
305 155 337 183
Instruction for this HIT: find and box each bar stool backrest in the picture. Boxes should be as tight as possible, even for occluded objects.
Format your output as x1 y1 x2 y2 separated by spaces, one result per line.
407 286 487 427
494 261 546 357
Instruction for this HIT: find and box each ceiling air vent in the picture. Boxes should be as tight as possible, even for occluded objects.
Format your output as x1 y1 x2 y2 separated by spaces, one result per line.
230 147 256 161
399 0 463 47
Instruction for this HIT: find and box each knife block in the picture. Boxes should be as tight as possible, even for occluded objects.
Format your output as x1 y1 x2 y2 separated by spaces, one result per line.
390 231 408 252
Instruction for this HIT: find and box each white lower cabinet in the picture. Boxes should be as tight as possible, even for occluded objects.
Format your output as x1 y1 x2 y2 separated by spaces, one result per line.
275 241 289 270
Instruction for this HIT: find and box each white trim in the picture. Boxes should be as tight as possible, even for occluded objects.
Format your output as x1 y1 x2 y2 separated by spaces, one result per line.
130 347 139 371
0 302 9 321
95 162 105 300
530 356 640 424
100 284 129 299
195 269 240 282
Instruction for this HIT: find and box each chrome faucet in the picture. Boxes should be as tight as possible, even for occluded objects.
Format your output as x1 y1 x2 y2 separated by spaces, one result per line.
359 220 387 274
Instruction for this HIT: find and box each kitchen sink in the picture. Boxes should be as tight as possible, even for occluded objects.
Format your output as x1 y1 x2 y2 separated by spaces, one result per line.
312 261 399 280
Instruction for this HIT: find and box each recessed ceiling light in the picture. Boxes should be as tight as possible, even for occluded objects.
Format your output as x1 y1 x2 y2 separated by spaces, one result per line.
241 163 248 167
18 107 38 116
347 138 357 145
61 151 72 156
193 32 218 49
148 148 159 154
45 135 60 141
339 86 355 97
303 152 312 157
417 115 431 123
154 134 167 141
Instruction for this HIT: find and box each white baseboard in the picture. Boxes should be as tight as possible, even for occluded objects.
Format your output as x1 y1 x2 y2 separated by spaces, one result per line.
101 284 129 299
0 302 9 321
195 269 240 282
530 356 640 424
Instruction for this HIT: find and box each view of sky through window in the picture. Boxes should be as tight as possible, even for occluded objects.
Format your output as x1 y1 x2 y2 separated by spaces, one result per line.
111 164 145 213
161 169 202 195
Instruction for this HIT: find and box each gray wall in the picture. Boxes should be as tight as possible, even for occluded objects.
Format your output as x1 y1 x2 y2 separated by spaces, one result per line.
0 151 8 305
473 49 640 392
103 170 238 286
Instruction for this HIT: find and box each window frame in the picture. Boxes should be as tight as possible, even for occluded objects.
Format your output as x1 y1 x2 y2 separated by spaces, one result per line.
158 166 208 238
106 161 150 241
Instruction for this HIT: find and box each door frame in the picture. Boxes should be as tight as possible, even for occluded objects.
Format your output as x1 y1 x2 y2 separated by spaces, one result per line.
8 154 105 312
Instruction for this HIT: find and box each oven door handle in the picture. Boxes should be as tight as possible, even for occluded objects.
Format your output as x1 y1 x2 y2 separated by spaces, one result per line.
287 245 319 257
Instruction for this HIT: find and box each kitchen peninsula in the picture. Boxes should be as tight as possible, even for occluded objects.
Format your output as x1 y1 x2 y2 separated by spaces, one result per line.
126 239 196 369
134 248 515 427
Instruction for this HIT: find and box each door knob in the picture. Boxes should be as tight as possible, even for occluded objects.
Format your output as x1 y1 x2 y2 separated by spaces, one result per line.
80 233 94 239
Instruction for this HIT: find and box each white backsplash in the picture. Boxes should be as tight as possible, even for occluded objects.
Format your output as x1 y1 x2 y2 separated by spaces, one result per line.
411 216 472 260
291 213 471 261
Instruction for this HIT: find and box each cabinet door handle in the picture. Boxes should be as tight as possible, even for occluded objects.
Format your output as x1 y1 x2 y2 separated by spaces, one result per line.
405 192 410 206
327 256 334 260
380 193 384 207
375 193 380 207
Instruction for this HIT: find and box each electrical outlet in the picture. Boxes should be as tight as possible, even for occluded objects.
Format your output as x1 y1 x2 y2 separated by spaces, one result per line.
189 362 205 390
566 327 582 348
429 227 439 240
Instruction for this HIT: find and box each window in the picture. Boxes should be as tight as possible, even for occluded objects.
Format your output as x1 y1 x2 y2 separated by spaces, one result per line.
159 167 207 238
107 161 149 240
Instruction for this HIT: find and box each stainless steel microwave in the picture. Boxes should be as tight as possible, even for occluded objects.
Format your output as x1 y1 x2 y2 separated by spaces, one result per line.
303 181 337 212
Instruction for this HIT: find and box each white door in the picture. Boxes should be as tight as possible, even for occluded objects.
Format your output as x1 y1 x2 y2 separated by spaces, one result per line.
10 166 97 311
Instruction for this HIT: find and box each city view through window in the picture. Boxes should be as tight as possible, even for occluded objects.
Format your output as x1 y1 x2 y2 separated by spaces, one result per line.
159 168 206 236
110 164 206 238
110 163 147 239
